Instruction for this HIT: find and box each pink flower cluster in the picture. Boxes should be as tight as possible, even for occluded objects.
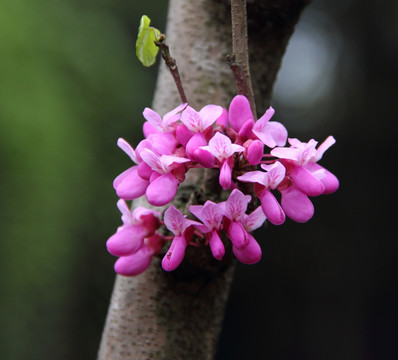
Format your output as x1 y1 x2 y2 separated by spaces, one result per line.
106 95 339 276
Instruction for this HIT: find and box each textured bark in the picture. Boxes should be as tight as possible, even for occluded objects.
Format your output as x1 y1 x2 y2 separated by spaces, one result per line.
98 0 310 359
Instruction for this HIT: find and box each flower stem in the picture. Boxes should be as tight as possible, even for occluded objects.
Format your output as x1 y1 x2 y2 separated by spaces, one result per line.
228 0 256 118
155 35 188 104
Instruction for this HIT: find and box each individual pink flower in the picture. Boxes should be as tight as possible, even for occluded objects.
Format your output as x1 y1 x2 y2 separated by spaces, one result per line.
162 206 201 271
270 136 339 222
252 107 287 148
179 104 223 161
232 206 265 264
200 132 245 190
190 201 225 260
180 105 223 134
114 233 165 276
142 103 187 136
106 200 160 257
228 95 287 148
238 162 286 225
107 200 164 276
140 148 191 206
222 189 252 248
113 138 149 200
271 136 339 196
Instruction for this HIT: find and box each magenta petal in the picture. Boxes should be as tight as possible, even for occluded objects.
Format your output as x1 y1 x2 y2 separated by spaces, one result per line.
246 140 264 165
185 132 207 160
209 230 225 261
216 108 228 128
146 173 178 206
176 124 193 147
238 118 255 139
291 165 325 197
114 246 154 276
106 226 146 256
137 161 153 180
305 163 339 194
162 235 187 271
321 169 339 194
259 188 285 225
233 233 261 265
195 148 215 168
114 166 149 200
229 95 253 132
220 160 232 190
143 121 159 137
113 166 135 189
227 221 249 249
281 186 314 223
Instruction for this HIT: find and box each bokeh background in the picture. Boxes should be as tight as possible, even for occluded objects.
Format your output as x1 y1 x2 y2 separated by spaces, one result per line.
1 0 397 359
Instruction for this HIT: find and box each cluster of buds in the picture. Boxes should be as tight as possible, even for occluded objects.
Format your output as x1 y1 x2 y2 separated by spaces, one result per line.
106 95 339 276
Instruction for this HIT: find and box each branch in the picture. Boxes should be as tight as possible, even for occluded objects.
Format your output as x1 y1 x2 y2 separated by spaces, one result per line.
228 0 256 117
154 35 188 104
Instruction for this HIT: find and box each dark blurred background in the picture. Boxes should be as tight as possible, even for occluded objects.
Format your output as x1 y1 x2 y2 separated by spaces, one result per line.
0 0 397 359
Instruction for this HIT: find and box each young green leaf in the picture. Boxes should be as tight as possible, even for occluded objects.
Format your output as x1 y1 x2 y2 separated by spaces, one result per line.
136 15 161 67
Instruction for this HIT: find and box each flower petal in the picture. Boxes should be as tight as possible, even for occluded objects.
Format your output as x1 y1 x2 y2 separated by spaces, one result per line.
225 189 251 221
198 104 223 129
233 233 262 265
209 230 225 260
146 173 178 206
106 226 146 256
258 188 285 225
114 245 154 276
114 166 149 200
161 235 187 271
163 205 186 235
242 206 266 232
228 95 253 132
281 186 314 223
117 138 138 164
291 165 325 196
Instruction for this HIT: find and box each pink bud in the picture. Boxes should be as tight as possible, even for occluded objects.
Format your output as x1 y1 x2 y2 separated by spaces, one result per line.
162 235 187 271
220 159 232 190
229 95 253 132
146 173 179 206
246 139 264 165
281 186 314 223
209 230 225 260
106 226 146 256
233 233 262 265
114 246 154 276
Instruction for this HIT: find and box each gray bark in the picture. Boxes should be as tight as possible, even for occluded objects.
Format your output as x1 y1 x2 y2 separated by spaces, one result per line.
98 0 310 359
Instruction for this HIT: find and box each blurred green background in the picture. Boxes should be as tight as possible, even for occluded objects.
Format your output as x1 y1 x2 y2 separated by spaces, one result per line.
1 0 397 359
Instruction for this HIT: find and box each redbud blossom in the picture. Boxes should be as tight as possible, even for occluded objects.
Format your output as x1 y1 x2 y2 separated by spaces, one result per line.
108 95 339 276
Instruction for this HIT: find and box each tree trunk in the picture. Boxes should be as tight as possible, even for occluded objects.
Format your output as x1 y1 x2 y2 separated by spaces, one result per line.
98 0 310 359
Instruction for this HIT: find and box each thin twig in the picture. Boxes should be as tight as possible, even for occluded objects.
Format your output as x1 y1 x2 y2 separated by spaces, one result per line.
229 0 256 117
155 35 188 104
